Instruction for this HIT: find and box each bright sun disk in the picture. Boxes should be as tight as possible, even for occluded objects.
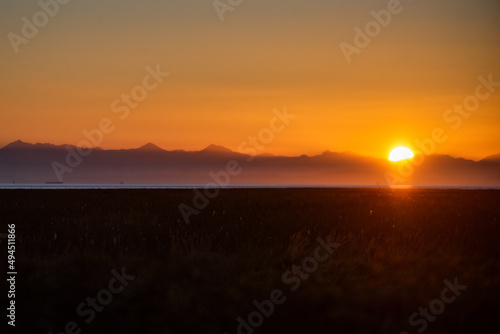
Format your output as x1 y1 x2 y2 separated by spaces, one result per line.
389 146 414 162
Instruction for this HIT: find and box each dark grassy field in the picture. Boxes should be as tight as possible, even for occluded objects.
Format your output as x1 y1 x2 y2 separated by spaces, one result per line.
1 188 500 334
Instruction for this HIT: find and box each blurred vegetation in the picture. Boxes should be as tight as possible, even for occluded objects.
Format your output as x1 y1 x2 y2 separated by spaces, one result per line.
1 188 499 333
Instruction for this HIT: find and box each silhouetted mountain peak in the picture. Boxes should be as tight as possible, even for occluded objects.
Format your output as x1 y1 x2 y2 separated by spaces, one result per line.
2 140 62 150
3 140 31 149
320 150 348 158
200 144 234 154
137 143 164 151
480 153 500 162
426 154 472 162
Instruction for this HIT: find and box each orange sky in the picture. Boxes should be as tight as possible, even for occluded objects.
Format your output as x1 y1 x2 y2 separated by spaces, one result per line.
1 0 499 160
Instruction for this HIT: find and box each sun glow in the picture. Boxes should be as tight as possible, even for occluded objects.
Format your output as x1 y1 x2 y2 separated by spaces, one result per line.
388 146 414 162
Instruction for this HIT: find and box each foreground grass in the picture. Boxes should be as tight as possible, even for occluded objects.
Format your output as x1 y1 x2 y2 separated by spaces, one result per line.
1 188 499 333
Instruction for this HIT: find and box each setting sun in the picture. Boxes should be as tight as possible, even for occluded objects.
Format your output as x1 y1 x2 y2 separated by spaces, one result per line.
388 146 414 162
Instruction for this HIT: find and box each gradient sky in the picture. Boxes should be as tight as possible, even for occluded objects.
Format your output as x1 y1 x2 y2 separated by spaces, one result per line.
1 0 499 160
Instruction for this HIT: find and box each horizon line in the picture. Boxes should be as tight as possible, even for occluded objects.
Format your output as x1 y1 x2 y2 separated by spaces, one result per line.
1 139 499 162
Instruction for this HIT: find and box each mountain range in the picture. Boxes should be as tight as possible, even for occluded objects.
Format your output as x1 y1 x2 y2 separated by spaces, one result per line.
0 140 499 186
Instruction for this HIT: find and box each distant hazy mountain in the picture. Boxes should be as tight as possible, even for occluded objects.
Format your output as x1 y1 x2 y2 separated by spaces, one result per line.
480 153 500 163
199 144 235 155
136 143 165 152
0 140 499 186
